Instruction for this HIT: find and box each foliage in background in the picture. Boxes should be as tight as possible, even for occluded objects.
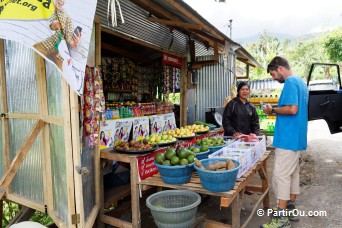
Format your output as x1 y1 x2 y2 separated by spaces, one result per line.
2 201 20 228
245 29 341 80
168 93 180 104
245 31 290 80
2 201 53 228
323 27 342 64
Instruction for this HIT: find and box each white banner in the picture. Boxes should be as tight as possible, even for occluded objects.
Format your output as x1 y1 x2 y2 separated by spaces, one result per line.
0 0 98 95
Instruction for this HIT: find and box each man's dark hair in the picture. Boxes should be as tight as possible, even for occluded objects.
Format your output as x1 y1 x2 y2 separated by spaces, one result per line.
267 56 290 72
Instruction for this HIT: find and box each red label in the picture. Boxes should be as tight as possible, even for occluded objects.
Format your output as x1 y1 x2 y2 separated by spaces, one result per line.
162 52 182 68
137 148 166 180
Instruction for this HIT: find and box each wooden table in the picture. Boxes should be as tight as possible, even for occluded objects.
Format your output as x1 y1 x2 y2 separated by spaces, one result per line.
99 148 143 228
98 148 270 228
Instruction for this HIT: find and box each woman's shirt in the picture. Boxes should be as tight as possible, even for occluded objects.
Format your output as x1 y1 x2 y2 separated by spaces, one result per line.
222 97 260 136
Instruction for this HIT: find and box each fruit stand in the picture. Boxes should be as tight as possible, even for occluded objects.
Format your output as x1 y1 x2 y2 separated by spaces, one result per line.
98 128 271 228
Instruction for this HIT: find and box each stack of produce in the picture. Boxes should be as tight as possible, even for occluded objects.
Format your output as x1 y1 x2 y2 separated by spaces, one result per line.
155 147 195 166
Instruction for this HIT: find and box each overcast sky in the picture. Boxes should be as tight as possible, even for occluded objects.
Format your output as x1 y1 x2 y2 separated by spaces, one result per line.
184 0 342 42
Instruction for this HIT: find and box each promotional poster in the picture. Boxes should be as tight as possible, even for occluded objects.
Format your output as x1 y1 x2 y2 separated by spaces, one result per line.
132 116 149 141
0 0 98 95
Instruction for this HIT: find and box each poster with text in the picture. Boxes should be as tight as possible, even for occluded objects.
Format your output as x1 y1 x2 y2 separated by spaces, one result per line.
99 120 116 149
163 113 176 132
0 0 98 95
132 116 149 141
149 115 164 134
114 119 133 144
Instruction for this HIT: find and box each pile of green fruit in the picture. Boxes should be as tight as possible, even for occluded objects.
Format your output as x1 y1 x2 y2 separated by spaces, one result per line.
195 137 225 147
146 132 177 144
155 147 195 166
188 145 209 153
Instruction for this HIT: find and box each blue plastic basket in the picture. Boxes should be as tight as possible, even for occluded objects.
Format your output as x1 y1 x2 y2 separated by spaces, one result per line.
154 162 194 185
208 144 226 153
194 149 211 160
194 158 240 192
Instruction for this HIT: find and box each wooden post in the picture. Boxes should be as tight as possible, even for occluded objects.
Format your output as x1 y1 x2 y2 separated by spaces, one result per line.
0 119 45 199
0 39 11 197
180 57 188 127
0 200 3 227
260 163 269 208
231 191 240 228
130 157 141 228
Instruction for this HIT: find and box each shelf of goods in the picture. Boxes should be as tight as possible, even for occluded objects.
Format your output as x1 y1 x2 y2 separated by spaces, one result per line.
252 101 277 136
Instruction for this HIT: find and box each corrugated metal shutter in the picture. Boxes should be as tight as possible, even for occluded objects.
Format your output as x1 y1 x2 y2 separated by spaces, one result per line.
196 53 234 123
95 0 214 57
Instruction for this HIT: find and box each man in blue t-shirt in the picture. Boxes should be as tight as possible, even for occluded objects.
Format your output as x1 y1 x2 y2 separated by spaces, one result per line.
261 56 308 228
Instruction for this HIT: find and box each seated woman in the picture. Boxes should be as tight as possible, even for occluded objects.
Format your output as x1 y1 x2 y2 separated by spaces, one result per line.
222 82 259 137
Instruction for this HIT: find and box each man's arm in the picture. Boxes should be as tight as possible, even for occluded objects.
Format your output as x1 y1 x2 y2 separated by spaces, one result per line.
264 104 298 115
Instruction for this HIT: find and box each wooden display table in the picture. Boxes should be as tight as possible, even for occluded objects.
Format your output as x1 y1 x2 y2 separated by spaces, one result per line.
98 148 270 228
140 151 271 228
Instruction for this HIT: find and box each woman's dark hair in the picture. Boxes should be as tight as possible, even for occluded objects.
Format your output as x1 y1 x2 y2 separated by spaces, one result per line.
236 82 250 97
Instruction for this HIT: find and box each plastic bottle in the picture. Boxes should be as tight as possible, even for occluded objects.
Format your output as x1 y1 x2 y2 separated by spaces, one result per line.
255 95 260 103
250 95 255 103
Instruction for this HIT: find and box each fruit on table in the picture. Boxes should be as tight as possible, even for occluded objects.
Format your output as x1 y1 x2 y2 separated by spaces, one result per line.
196 137 225 147
154 146 195 166
147 132 177 145
168 127 195 137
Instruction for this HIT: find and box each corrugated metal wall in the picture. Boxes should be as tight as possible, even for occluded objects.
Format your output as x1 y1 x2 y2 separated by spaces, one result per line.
95 0 214 58
244 78 283 90
45 62 69 223
196 53 234 123
4 40 44 203
3 41 70 224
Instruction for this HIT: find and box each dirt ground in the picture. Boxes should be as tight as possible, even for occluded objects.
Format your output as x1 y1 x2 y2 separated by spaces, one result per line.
106 119 342 228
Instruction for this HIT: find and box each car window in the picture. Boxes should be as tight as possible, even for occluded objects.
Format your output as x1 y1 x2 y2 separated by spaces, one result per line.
307 65 339 91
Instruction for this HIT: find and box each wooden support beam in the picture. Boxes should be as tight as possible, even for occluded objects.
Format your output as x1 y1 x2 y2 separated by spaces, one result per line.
0 200 3 226
148 17 202 30
131 0 176 20
101 215 132 228
164 0 225 41
180 57 188 127
102 28 175 56
189 29 225 45
245 185 263 192
205 219 232 228
0 119 45 199
102 42 152 63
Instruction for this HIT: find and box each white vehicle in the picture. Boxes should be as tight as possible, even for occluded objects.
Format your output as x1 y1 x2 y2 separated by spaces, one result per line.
308 79 336 91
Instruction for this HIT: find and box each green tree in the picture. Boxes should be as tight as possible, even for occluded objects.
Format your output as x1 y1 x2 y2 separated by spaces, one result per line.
323 28 342 64
246 31 288 79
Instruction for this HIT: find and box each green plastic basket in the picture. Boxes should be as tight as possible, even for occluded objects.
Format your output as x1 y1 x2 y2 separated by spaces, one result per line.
146 190 201 228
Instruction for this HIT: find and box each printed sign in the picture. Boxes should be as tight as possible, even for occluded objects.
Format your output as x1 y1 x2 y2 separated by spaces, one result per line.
113 119 133 143
0 0 98 95
132 116 149 141
149 115 164 134
162 52 182 68
99 120 116 149
137 148 166 180
162 113 176 132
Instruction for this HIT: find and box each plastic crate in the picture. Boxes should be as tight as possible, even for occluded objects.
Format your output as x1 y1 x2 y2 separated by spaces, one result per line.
209 147 251 178
146 190 201 228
